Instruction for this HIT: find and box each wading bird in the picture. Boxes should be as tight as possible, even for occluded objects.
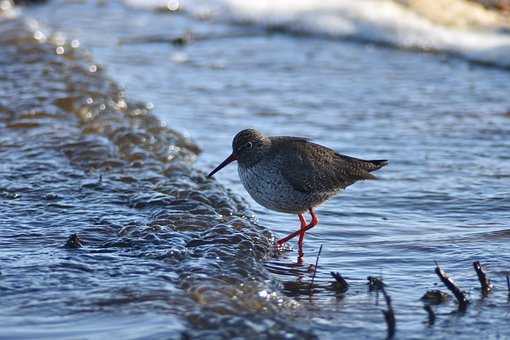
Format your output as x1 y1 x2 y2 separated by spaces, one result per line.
208 129 388 257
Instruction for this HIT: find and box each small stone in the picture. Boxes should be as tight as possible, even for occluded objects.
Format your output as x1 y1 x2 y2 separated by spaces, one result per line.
421 290 449 304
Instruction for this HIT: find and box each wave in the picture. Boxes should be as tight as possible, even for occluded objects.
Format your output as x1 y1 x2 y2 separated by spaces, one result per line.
125 0 510 69
0 14 307 338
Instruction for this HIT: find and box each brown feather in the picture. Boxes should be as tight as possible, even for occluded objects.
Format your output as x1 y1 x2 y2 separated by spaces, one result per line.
273 137 387 194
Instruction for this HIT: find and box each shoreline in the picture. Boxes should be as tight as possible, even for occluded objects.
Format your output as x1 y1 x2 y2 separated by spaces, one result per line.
0 13 307 338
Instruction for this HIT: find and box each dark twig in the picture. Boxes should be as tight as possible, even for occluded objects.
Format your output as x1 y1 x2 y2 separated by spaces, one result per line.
309 244 323 292
423 305 436 326
434 261 469 311
472 261 493 295
380 285 396 339
330 272 349 293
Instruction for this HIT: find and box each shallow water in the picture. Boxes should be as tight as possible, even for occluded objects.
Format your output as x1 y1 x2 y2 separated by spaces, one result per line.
2 0 510 338
0 15 308 339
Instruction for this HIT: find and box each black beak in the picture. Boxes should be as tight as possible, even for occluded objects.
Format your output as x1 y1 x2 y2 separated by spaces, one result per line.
207 153 238 178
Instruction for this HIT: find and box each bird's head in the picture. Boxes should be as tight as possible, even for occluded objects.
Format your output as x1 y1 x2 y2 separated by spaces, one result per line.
208 129 270 177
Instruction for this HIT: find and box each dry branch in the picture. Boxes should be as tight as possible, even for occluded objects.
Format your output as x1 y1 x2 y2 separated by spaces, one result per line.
309 244 323 292
330 272 349 293
472 261 493 295
434 262 469 311
380 285 396 339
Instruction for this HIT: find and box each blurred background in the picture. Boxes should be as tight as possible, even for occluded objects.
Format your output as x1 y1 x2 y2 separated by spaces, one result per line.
1 0 509 339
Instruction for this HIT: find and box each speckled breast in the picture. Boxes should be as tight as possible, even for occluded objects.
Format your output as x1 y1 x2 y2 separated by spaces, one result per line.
237 157 337 214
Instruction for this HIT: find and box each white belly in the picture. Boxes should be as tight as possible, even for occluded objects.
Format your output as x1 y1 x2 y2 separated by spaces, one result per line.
238 161 336 214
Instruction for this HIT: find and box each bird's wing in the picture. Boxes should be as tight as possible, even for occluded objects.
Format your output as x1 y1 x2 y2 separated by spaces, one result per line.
277 138 381 194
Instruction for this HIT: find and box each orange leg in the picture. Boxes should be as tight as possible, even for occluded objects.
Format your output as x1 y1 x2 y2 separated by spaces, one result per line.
276 208 319 248
297 214 307 257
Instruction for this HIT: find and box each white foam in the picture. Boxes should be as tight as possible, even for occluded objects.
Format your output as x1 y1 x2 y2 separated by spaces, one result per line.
123 0 168 9
125 0 510 68
0 0 18 18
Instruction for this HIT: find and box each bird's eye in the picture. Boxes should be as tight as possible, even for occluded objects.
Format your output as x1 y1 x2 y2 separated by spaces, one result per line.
244 142 253 150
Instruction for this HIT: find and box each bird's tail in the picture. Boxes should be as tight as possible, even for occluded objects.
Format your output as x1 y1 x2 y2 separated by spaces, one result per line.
335 154 388 180
367 159 389 172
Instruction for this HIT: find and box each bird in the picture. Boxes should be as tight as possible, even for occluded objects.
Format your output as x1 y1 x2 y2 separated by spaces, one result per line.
207 129 388 257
